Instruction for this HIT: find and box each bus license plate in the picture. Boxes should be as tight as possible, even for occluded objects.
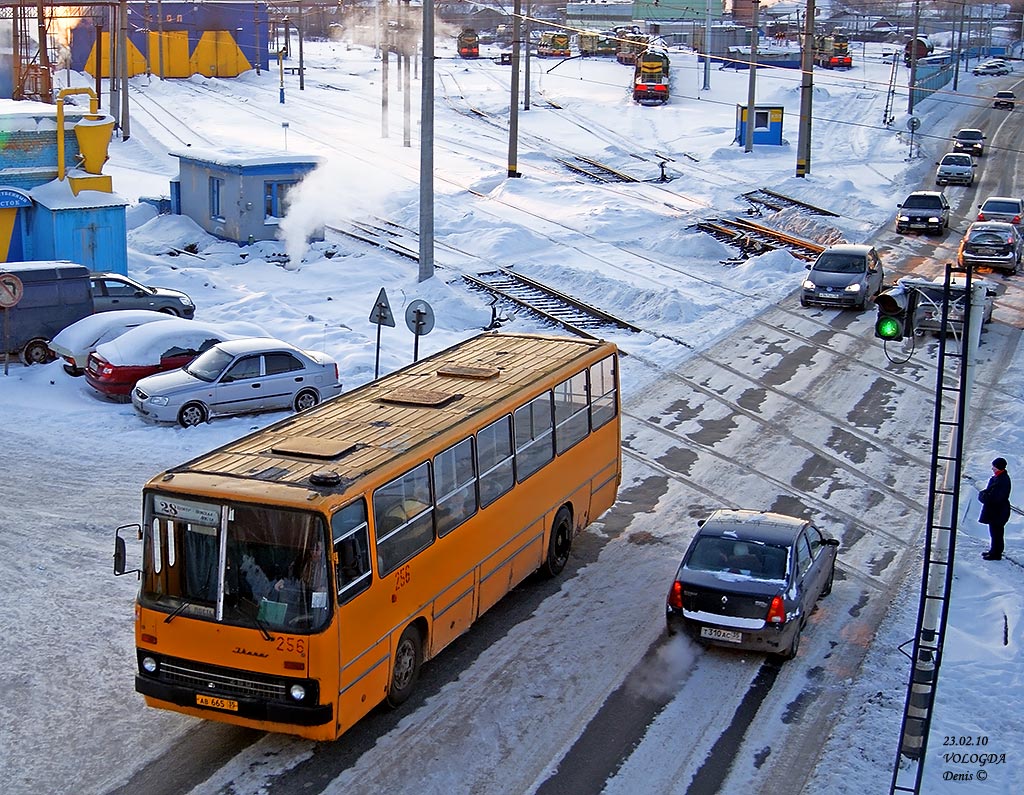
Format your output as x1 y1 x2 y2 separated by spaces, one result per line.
701 626 742 643
196 694 238 712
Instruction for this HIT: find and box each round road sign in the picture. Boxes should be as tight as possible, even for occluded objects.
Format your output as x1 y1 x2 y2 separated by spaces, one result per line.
405 299 435 336
0 272 24 308
906 116 921 132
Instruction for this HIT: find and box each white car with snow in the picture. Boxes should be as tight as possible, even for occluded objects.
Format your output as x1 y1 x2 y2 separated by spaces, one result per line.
48 310 177 377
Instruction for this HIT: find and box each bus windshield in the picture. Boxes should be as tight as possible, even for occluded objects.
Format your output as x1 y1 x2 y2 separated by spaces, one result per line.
141 494 331 633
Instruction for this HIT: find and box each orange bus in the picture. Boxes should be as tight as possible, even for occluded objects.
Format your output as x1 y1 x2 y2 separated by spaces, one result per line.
114 331 621 740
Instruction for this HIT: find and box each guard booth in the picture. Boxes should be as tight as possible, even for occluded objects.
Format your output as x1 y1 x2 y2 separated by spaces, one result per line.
734 105 785 146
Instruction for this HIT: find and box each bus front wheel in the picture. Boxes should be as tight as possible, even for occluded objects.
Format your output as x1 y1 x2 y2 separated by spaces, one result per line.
386 624 423 708
541 506 573 578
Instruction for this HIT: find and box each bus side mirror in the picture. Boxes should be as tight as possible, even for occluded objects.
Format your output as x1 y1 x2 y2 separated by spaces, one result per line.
114 523 142 578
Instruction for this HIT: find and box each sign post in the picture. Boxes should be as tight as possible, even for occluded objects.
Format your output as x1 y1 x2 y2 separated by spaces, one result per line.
367 287 396 379
404 299 434 363
1 271 25 376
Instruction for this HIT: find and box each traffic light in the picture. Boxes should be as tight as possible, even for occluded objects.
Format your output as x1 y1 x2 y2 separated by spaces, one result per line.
875 288 916 340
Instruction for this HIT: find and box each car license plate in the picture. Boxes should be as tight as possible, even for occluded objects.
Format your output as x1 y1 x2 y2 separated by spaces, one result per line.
196 694 238 712
701 626 742 643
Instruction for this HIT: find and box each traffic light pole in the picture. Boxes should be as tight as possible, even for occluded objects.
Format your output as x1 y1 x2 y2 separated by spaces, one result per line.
889 264 985 794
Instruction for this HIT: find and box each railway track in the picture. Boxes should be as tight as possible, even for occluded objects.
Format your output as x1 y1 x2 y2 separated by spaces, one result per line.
463 269 642 338
552 156 641 183
695 216 827 262
741 188 840 217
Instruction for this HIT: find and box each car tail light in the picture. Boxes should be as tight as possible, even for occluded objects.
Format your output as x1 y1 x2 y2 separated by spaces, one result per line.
333 363 340 381
767 595 786 624
668 580 683 609
978 212 986 221
1014 215 1022 225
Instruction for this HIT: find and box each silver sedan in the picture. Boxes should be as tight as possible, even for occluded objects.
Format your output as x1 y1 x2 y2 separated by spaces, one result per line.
132 337 343 427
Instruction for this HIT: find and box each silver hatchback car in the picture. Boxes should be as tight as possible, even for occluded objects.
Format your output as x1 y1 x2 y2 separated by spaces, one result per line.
801 244 885 310
132 337 343 427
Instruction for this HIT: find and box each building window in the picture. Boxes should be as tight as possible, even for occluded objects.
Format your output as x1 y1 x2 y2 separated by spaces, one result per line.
209 177 224 221
264 180 298 221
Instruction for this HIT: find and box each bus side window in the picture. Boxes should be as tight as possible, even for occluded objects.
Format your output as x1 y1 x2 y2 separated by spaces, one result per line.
332 500 371 602
373 463 434 575
434 437 478 537
477 415 514 507
590 355 618 430
554 369 589 453
514 393 554 481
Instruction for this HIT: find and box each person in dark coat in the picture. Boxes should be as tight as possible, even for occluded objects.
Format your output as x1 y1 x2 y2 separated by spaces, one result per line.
977 457 1011 561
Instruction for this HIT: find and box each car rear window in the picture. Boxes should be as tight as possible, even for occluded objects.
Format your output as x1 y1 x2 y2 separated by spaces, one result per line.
969 231 1010 244
685 536 789 580
983 200 1021 214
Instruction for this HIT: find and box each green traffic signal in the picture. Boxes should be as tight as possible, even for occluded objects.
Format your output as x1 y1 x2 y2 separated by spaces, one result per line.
875 315 902 340
874 288 914 341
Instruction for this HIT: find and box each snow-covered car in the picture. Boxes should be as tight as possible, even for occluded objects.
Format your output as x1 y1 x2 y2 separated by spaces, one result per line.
934 152 976 186
85 318 268 401
90 272 196 317
47 309 176 376
801 244 885 310
665 509 839 660
132 337 343 427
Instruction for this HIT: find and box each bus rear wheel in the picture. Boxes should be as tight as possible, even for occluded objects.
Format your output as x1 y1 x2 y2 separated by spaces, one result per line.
386 624 422 708
541 506 573 578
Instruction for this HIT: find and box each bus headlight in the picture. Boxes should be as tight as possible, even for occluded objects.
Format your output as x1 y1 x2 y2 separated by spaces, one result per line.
141 655 158 673
289 684 307 701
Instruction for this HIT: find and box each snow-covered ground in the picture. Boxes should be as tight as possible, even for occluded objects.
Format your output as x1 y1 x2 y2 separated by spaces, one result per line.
1 30 1021 795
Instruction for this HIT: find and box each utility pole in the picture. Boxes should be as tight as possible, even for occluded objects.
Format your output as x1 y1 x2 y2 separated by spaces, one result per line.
795 0 815 177
952 0 965 92
744 1 760 153
702 0 711 90
507 0 522 178
381 0 389 138
119 0 130 139
418 0 435 282
907 0 920 115
523 3 530 111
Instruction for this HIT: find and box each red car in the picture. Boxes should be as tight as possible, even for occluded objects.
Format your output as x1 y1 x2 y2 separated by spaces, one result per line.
84 318 267 402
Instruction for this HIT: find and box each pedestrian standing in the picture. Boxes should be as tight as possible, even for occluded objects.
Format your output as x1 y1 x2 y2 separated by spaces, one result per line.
976 457 1011 561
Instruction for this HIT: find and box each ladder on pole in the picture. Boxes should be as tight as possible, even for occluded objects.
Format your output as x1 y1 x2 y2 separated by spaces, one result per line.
883 55 899 126
889 263 976 793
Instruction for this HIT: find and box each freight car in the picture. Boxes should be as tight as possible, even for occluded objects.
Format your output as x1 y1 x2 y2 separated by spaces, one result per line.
616 31 649 65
